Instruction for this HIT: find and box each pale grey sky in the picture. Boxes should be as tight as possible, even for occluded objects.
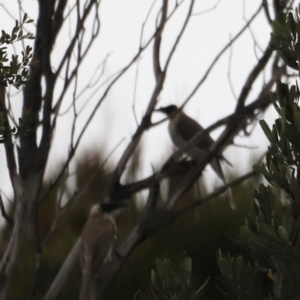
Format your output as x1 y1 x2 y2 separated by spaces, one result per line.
0 0 279 200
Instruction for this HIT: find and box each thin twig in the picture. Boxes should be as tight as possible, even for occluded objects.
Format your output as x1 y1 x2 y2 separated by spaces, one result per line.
173 170 257 218
263 0 273 24
180 3 263 110
192 0 223 16
164 0 195 71
227 34 237 101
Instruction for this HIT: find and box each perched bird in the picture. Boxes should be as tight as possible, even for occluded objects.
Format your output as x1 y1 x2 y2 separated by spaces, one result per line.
79 203 117 300
155 105 231 184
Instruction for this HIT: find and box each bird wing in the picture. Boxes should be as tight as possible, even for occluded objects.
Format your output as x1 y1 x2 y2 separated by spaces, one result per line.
80 212 117 300
175 114 214 151
92 218 117 266
81 214 117 273
175 114 232 166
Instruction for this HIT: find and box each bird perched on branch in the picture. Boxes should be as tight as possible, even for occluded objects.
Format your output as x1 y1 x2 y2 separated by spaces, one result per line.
79 203 117 300
155 105 232 184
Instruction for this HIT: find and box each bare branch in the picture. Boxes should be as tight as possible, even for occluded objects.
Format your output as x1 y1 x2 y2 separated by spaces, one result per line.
227 35 238 100
181 3 263 109
235 46 272 112
173 170 257 218
153 0 168 80
164 0 195 71
263 0 273 24
0 85 18 194
192 0 223 16
43 239 81 300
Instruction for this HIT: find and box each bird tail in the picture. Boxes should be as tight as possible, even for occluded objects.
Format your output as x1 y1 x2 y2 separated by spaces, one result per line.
210 158 235 210
210 158 226 183
220 155 233 167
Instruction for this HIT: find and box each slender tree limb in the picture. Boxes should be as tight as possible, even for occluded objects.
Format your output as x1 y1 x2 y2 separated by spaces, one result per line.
193 0 223 16
164 0 195 71
54 0 100 81
153 0 167 80
262 0 273 24
235 47 273 113
43 239 81 300
181 3 263 109
0 85 18 194
52 0 68 44
173 170 257 218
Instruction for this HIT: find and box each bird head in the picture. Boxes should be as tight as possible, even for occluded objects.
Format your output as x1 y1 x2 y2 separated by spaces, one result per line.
155 105 178 117
89 204 101 216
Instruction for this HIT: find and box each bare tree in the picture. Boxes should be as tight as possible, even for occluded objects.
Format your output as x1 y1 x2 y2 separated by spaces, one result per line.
0 0 293 299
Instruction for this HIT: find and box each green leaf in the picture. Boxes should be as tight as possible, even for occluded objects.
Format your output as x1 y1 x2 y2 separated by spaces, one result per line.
277 225 292 246
218 257 233 279
259 120 272 143
23 13 27 23
233 256 244 280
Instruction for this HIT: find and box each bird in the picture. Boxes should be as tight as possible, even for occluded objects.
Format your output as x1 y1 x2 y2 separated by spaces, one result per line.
79 203 117 300
155 104 232 184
